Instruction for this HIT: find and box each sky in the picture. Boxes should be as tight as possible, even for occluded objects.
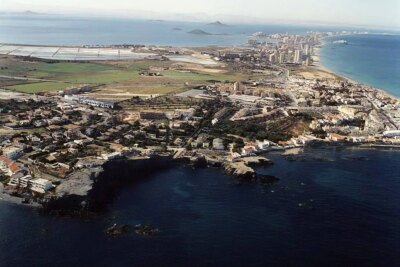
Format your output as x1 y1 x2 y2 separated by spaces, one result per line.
2 0 400 28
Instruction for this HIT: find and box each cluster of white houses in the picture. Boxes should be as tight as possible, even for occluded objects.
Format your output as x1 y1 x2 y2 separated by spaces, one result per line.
0 153 54 194
8 175 54 194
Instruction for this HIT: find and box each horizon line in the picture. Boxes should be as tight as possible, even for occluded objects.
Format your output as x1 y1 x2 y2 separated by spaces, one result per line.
1 9 400 32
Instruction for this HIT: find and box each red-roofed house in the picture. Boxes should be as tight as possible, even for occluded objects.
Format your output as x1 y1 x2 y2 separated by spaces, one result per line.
0 156 21 176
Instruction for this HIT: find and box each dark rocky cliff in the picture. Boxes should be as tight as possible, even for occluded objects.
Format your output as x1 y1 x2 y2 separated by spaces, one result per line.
41 157 175 214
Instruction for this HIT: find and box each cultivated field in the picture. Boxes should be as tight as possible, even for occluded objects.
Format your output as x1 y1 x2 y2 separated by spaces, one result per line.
0 55 256 98
5 82 73 93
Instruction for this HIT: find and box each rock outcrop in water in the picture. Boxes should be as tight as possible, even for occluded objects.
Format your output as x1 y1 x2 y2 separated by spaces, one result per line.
259 175 279 185
106 223 160 237
190 155 208 167
223 156 276 183
242 156 273 166
106 224 132 237
224 161 257 181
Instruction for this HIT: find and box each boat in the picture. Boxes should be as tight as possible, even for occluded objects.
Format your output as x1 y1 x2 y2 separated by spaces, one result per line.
252 32 267 37
333 40 348 45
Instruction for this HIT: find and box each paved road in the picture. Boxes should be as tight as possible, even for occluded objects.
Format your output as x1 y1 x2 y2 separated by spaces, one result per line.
272 64 298 107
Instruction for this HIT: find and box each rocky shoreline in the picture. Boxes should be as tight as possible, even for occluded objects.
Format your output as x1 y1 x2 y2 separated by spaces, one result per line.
2 143 396 215
3 141 397 215
39 156 176 215
0 154 277 215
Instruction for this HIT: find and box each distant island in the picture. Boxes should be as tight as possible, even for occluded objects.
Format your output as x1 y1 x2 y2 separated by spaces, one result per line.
188 29 229 36
208 21 229 27
0 10 46 16
188 29 213 35
23 10 43 15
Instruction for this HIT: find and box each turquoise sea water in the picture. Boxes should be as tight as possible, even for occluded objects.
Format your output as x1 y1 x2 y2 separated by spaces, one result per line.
319 34 400 97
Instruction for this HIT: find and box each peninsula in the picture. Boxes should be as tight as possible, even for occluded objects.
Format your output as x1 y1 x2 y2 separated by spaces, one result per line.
0 30 399 214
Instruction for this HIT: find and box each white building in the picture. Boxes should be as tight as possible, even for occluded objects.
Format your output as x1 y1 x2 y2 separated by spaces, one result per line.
102 152 122 160
241 146 256 156
305 57 311 66
2 146 24 160
257 140 270 150
294 49 302 63
213 138 224 150
383 130 400 138
65 95 114 109
269 53 277 63
303 44 310 55
279 53 285 64
31 178 54 193
8 175 21 187
8 175 54 193
80 98 115 109
19 175 33 187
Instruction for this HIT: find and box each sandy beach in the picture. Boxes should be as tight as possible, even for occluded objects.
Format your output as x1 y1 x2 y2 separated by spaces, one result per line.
311 42 399 101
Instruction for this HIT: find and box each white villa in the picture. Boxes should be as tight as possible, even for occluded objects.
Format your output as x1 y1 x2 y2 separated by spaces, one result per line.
9 175 54 193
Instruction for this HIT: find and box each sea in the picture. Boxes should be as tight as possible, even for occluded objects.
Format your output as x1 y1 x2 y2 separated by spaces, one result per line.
0 147 399 267
319 34 400 97
0 15 400 267
0 15 399 96
0 14 360 46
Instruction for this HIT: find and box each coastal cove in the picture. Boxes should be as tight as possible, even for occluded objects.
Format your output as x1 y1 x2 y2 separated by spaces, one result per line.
0 147 399 267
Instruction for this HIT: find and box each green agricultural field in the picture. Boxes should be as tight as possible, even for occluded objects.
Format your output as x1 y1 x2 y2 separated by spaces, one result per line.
162 70 239 82
0 60 112 78
65 70 140 84
0 58 139 85
0 56 246 94
0 58 146 92
6 82 73 93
